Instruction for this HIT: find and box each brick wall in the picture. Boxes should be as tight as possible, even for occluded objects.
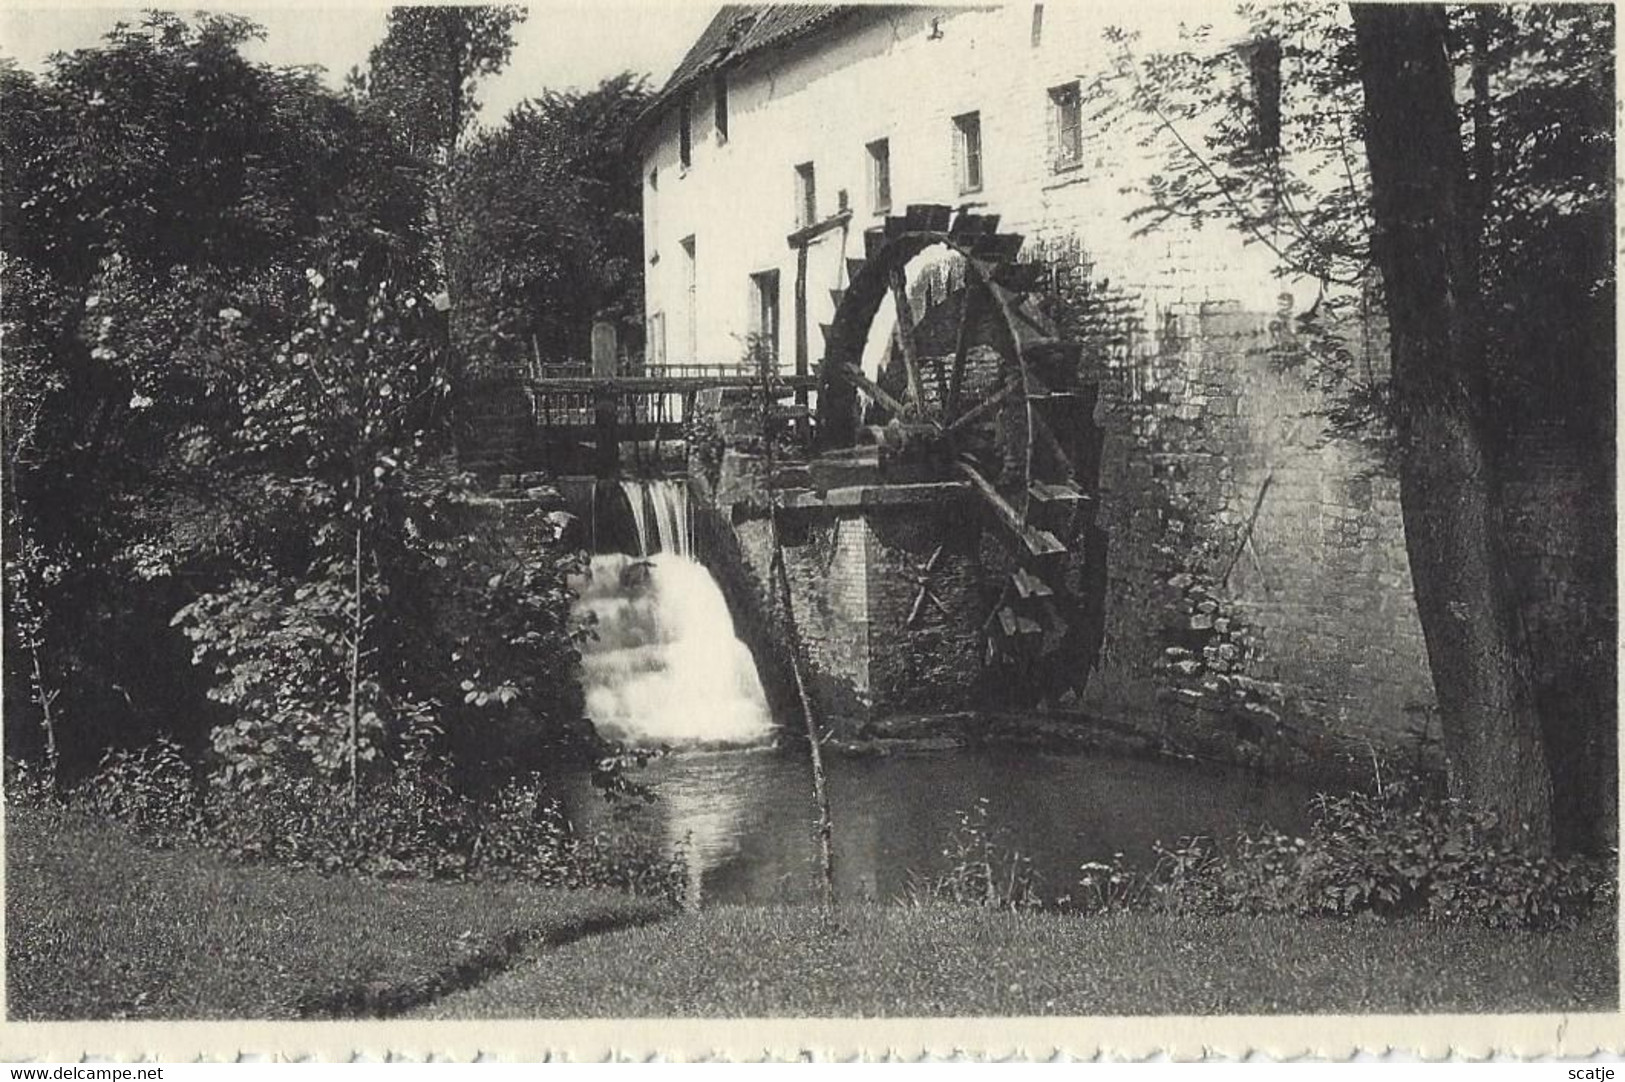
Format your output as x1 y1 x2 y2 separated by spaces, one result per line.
1047 279 1438 772
703 479 989 736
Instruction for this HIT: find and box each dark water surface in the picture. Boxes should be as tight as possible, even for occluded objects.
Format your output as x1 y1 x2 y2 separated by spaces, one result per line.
563 747 1314 906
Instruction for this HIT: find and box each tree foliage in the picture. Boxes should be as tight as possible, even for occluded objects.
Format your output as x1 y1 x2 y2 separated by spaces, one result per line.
1088 2 1613 446
361 5 526 165
1 13 593 814
1088 2 1614 852
449 73 652 371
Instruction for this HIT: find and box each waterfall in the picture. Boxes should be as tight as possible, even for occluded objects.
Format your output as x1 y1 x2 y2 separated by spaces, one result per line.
573 480 772 748
618 479 693 557
619 480 651 557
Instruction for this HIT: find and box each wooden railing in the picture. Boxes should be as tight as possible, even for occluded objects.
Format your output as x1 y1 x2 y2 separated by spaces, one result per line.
522 358 769 382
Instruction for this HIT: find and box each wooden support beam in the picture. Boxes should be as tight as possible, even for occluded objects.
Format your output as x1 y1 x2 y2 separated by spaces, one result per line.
1029 406 1077 480
593 387 619 476
887 263 926 413
947 283 984 418
785 208 853 248
794 241 810 442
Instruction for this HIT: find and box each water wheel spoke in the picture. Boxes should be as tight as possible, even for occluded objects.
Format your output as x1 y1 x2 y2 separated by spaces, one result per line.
887 263 926 414
1029 406 1078 481
835 362 911 420
955 459 1065 561
946 377 1019 434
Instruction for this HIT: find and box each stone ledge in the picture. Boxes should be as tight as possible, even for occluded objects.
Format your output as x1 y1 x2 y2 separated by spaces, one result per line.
777 481 973 512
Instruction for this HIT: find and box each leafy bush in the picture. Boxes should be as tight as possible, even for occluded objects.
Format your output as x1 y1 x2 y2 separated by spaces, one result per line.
4 756 58 809
18 737 687 904
1134 780 1615 930
70 739 203 846
467 773 686 901
905 798 1043 911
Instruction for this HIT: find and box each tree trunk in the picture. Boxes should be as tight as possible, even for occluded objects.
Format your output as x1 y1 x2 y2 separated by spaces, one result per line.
30 648 60 793
348 472 364 813
1350 3 1553 850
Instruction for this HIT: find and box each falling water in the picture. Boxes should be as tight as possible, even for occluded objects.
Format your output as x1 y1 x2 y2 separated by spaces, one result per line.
619 480 652 557
617 479 693 558
573 481 773 748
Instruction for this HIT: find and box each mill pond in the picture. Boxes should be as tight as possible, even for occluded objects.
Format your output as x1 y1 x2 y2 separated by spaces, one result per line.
564 479 1312 908
559 747 1312 907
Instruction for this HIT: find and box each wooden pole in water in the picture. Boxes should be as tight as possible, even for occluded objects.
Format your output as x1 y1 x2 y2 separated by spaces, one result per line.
762 359 836 909
594 386 619 476
771 542 836 909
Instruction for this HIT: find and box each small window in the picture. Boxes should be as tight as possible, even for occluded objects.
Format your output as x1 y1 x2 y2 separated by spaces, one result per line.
647 169 659 260
680 236 697 361
749 270 780 364
713 73 729 143
866 138 892 213
1246 37 1282 152
953 112 983 194
1030 3 1044 47
795 161 817 227
1049 82 1082 171
679 96 693 168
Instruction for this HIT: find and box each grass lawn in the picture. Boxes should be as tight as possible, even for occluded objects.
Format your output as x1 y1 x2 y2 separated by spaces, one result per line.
417 903 1617 1018
6 805 669 1020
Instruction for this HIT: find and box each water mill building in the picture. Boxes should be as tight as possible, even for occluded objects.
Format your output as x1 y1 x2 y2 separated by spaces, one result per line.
618 2 1611 809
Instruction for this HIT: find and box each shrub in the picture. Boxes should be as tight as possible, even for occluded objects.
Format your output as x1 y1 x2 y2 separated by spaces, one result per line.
467 772 686 903
905 798 1044 911
1072 836 1219 915
1146 780 1616 930
4 756 58 809
70 739 203 846
17 738 687 904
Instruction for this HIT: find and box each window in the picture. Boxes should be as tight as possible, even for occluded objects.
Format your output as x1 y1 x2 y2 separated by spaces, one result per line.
795 161 817 227
1030 3 1044 47
679 96 692 168
866 138 892 213
713 73 729 143
647 312 666 367
647 169 659 260
1049 82 1082 171
680 236 697 361
1245 37 1282 152
749 270 780 365
953 111 983 194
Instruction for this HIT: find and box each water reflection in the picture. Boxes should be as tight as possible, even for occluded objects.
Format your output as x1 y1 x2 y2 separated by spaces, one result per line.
563 747 1311 907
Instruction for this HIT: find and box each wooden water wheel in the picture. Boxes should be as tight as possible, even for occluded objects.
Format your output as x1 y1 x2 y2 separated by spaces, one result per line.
814 203 1104 693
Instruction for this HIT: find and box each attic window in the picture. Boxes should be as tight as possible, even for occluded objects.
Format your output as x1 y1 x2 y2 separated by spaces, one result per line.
679 95 693 168
714 73 729 143
1245 37 1282 153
